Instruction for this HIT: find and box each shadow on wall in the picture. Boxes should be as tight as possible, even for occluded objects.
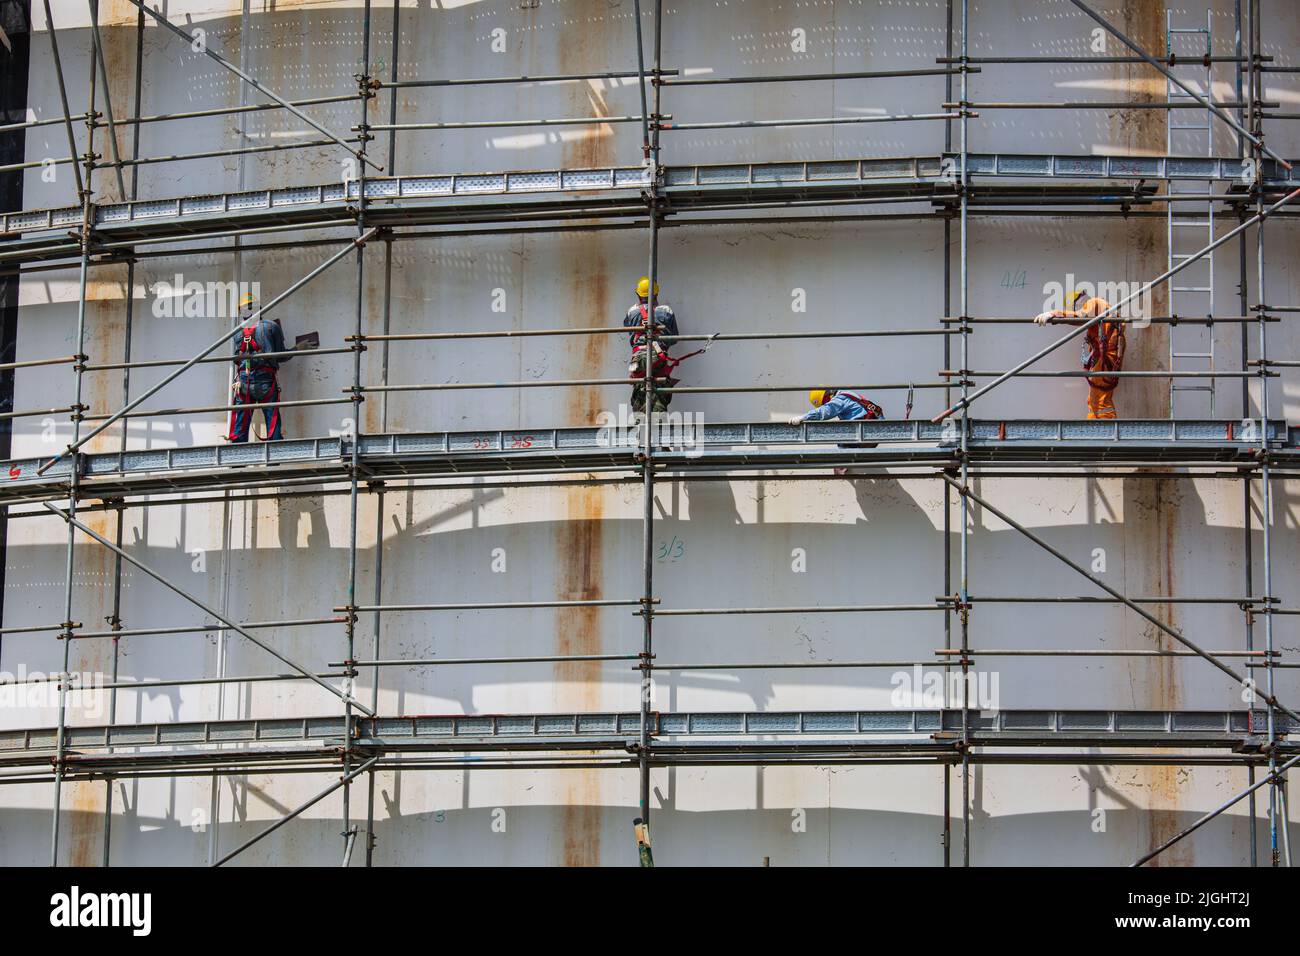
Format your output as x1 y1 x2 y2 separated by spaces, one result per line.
8 473 1294 715
6 801 1280 867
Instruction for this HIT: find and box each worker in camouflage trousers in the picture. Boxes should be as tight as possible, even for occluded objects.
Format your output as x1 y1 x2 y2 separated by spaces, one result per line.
624 276 679 416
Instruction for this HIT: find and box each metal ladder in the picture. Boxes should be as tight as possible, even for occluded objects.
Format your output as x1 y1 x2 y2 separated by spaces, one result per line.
1165 11 1217 416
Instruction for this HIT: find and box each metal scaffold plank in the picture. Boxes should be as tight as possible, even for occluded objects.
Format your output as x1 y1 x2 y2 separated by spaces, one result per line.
0 708 1290 766
0 419 1288 503
1 154 1295 259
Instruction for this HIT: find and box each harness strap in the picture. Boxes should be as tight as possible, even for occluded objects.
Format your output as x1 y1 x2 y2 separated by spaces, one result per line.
237 324 278 375
842 391 884 420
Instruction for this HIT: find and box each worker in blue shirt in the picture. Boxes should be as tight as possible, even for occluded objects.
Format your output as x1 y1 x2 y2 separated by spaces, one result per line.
790 388 885 424
227 292 290 442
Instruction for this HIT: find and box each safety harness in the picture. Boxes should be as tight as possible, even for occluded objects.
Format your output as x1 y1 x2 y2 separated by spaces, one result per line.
629 304 715 382
840 391 885 420
1081 320 1126 391
236 324 278 376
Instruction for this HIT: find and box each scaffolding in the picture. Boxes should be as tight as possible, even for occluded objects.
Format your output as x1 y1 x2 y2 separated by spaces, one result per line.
0 0 1297 867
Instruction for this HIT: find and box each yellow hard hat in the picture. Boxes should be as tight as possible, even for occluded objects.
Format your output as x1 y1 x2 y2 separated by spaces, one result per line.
239 292 257 309
809 388 834 408
636 276 660 299
1066 288 1087 308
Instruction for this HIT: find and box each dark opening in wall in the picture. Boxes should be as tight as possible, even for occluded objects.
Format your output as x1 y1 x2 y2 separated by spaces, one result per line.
0 1 33 664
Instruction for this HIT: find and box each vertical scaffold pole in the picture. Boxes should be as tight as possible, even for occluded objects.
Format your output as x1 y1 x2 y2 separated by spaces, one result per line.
958 0 972 869
365 0 401 868
1245 0 1281 869
1234 0 1259 868
635 0 664 857
941 0 954 870
51 13 98 868
102 2 145 867
341 0 374 868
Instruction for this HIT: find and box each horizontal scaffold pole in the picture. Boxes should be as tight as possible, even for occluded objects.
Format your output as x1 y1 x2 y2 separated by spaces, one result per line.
933 187 1300 422
43 502 372 717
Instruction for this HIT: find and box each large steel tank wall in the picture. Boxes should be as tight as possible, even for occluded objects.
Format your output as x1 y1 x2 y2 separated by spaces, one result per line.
0 0 1297 865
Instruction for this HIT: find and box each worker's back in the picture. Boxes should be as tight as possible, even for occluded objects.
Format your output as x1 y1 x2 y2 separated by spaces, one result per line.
233 316 289 370
624 300 677 348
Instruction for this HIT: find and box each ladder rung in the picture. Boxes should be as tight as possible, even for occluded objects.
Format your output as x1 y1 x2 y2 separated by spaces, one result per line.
1172 385 1215 392
1172 220 1212 226
1171 124 1211 131
1172 286 1213 292
1172 253 1212 260
1172 351 1213 358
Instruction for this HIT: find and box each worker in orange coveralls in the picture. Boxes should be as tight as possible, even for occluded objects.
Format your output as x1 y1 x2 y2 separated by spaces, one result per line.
1034 289 1126 420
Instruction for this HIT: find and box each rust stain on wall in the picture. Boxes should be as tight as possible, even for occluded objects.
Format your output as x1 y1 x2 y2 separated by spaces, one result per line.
65 505 118 866
1111 0 1169 420
554 483 605 867
1105 1 1191 864
83 274 129 455
551 227 612 865
559 1 614 170
1122 475 1192 866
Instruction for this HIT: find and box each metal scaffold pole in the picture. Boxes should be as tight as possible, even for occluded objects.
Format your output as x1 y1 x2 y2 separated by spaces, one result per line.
941 0 954 869
101 0 145 869
49 7 98 866
1249 3 1282 862
632 0 664 866
1236 0 1260 868
957 0 972 869
364 0 401 870
339 0 375 869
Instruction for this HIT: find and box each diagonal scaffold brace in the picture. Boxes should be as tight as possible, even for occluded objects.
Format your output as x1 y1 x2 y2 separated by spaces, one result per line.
43 500 373 716
123 0 383 173
1133 750 1300 867
932 186 1300 423
212 756 379 867
1069 0 1291 172
37 227 379 475
939 474 1300 727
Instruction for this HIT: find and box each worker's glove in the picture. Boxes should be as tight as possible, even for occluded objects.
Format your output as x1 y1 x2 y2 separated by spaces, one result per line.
788 415 805 426
1033 311 1054 325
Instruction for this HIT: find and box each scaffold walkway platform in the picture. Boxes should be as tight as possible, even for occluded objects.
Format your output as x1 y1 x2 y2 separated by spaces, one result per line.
0 709 1292 779
1 153 1296 265
0 419 1291 504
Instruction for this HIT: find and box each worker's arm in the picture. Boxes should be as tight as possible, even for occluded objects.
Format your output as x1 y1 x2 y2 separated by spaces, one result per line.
1034 297 1111 325
268 319 289 362
624 305 643 346
1033 308 1084 325
657 306 678 338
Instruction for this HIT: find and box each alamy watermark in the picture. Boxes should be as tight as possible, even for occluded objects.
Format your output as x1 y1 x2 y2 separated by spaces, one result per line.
595 404 706 458
1043 273 1152 328
0 665 106 718
151 276 261 319
890 664 1001 713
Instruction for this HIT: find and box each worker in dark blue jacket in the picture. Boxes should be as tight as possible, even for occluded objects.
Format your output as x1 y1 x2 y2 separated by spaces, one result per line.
227 292 290 442
623 276 680 414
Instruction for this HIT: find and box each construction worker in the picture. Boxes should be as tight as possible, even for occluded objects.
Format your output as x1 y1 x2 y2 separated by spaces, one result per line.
227 292 290 442
624 276 679 415
790 388 885 425
1034 289 1125 420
